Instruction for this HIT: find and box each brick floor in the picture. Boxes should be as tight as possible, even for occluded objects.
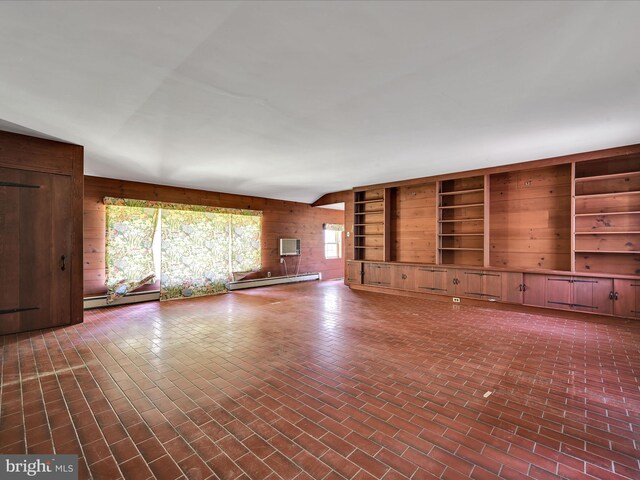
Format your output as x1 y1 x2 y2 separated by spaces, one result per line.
1 280 639 479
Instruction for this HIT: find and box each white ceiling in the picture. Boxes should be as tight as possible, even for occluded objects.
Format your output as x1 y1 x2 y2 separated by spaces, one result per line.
1 1 639 203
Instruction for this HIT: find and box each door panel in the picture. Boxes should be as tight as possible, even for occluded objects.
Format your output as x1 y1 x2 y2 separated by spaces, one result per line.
483 272 502 301
545 276 573 310
363 263 391 287
571 278 597 313
459 270 483 299
391 265 415 290
0 168 22 333
0 168 72 334
446 268 459 296
573 277 612 315
502 272 524 304
50 174 72 327
416 267 448 294
346 261 362 285
614 280 639 319
432 268 449 295
523 274 546 307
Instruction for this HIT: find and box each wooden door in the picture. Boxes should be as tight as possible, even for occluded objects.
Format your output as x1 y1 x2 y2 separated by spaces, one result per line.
545 276 573 310
613 279 640 318
523 274 546 307
572 277 613 315
391 265 415 291
459 269 483 299
0 168 72 335
502 272 524 304
482 271 502 301
345 261 362 285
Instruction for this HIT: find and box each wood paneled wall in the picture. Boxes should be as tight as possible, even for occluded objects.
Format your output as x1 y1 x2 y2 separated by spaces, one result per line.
490 165 572 270
390 183 437 263
83 176 344 296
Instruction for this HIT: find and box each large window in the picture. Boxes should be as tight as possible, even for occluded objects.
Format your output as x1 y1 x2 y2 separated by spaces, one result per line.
324 224 343 259
105 198 261 301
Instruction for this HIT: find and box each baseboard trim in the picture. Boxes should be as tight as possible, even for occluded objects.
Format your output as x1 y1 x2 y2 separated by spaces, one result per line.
349 284 618 322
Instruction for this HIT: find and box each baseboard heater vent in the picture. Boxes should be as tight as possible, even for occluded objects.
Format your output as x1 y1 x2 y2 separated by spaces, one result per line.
228 273 321 291
84 290 160 310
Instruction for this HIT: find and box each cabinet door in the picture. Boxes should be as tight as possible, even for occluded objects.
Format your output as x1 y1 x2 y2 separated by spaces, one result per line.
0 168 72 335
363 263 391 287
391 265 415 291
459 270 483 299
591 278 614 316
415 267 433 292
446 268 460 296
523 274 546 307
614 279 640 318
482 272 502 301
545 276 573 310
362 263 377 286
573 277 613 315
432 268 449 295
345 261 362 285
415 267 448 294
502 272 524 304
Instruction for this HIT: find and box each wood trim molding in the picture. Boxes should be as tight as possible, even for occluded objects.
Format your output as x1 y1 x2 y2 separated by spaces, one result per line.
311 190 350 207
353 143 640 192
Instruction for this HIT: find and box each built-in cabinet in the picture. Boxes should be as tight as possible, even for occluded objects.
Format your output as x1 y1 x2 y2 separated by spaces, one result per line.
415 266 450 295
348 145 640 320
345 261 362 285
356 263 525 305
362 263 392 287
0 131 84 335
613 279 640 319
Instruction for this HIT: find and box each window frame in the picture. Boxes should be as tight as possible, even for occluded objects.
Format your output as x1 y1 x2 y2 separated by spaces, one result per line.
324 229 342 260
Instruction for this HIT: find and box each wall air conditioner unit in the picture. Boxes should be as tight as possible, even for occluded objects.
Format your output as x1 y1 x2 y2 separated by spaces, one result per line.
279 238 301 256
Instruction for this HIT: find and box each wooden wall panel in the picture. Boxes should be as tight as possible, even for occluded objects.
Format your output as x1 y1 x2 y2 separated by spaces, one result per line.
390 183 437 263
489 165 571 271
83 176 344 296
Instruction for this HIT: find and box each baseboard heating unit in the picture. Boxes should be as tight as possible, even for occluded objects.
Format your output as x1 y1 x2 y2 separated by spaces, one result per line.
84 290 160 309
228 273 320 291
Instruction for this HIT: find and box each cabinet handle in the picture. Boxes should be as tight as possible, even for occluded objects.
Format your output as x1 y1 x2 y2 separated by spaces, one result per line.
609 291 614 300
60 255 66 271
615 292 619 301
401 274 407 280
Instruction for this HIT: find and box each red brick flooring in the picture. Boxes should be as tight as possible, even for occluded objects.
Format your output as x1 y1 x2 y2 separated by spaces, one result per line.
1 280 639 479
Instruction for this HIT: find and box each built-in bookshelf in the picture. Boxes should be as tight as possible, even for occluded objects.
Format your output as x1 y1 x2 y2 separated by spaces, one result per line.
574 157 640 276
353 188 390 261
437 175 485 266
